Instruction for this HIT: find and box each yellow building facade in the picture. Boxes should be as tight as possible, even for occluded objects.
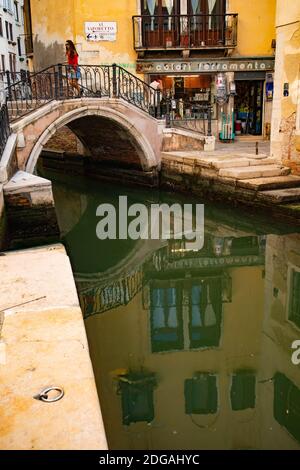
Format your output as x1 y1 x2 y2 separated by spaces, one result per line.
28 1 276 139
271 0 300 173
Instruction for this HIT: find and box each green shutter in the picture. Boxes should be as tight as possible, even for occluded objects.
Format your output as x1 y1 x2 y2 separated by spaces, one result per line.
274 372 300 444
185 373 218 415
231 372 256 411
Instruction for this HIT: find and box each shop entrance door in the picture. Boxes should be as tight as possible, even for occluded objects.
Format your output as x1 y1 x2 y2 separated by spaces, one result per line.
235 80 264 136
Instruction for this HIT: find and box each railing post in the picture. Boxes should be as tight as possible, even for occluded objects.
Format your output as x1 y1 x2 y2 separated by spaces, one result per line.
112 63 118 98
166 96 171 128
54 66 59 100
156 90 161 119
6 70 12 101
58 63 63 99
207 105 212 137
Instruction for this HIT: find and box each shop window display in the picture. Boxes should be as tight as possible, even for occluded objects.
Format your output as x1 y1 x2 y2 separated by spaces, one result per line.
149 73 216 120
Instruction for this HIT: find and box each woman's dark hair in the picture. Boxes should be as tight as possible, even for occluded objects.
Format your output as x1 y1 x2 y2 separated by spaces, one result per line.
65 40 78 58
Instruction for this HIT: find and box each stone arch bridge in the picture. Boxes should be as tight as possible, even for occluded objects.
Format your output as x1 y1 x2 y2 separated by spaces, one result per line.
12 97 161 174
0 64 206 244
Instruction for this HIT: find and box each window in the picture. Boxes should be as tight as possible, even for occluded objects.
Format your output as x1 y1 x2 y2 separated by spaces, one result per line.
5 21 13 41
231 372 256 411
14 1 19 22
118 373 156 426
274 373 300 444
0 17 3 37
9 52 16 77
187 0 225 15
0 55 5 81
185 373 218 415
189 279 222 349
150 286 183 352
3 0 13 13
9 22 13 41
17 36 21 55
141 0 180 16
289 270 300 328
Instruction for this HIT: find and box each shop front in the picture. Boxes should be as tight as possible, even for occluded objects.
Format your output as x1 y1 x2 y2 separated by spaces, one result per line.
234 72 274 137
137 57 275 139
149 73 216 122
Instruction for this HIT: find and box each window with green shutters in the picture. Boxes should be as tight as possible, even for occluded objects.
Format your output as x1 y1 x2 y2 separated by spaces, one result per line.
231 372 256 411
274 373 300 444
185 373 218 415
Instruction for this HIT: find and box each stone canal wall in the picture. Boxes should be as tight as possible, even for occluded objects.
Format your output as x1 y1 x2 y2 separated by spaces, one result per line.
160 152 300 227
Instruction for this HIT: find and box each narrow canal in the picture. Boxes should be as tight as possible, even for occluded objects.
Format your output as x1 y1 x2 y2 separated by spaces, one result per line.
45 169 300 450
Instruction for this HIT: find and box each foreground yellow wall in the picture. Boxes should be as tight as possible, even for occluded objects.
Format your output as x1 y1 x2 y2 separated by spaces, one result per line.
229 0 276 57
270 0 300 171
30 0 137 70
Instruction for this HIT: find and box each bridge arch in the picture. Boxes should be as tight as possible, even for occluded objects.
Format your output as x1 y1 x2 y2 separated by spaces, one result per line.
13 99 161 174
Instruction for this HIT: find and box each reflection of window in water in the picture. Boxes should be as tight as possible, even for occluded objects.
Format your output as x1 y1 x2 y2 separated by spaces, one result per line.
150 279 223 353
230 372 256 411
118 373 156 426
289 270 300 329
151 287 183 353
274 373 300 444
185 373 218 415
189 279 222 349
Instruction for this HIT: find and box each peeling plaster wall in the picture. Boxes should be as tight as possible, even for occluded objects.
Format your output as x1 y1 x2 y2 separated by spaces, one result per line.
30 0 138 72
271 1 300 172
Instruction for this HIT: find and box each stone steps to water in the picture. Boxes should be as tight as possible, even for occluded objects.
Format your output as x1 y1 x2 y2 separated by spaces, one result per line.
256 187 300 204
212 157 278 170
219 165 290 180
238 175 300 191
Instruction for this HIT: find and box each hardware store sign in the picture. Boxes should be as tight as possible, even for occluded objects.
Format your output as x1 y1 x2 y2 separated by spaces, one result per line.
85 22 117 42
137 59 274 74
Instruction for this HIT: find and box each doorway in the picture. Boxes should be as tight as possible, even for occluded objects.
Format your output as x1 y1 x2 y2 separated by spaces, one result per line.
235 80 264 136
140 0 181 48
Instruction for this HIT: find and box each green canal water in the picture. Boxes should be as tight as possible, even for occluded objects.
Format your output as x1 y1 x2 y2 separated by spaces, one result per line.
48 171 300 450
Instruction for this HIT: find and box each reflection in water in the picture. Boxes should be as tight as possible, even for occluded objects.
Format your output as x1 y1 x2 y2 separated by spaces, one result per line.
50 173 300 450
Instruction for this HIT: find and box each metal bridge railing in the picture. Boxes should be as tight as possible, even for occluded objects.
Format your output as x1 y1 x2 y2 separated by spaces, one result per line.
0 102 11 158
165 95 212 136
5 63 162 122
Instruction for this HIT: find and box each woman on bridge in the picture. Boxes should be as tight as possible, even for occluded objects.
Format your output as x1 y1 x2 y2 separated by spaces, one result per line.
65 40 82 97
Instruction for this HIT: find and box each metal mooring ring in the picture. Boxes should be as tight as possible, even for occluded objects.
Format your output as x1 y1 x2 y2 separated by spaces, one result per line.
34 387 64 403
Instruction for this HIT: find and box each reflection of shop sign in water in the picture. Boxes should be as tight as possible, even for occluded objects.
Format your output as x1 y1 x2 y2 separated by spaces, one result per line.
137 59 275 74
85 22 117 41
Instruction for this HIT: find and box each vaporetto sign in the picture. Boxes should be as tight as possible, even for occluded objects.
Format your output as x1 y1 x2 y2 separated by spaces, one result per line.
137 58 275 74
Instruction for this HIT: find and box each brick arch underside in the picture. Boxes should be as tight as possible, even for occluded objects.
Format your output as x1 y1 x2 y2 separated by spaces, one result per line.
24 103 158 174
66 115 144 169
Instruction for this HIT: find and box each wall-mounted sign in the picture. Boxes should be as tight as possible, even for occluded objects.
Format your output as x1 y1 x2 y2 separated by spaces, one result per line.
85 22 117 42
137 58 275 74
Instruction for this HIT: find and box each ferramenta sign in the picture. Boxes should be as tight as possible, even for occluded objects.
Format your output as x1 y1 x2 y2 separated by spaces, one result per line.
136 58 275 74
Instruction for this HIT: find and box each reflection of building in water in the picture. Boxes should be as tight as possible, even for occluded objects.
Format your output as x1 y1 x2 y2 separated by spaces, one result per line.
85 231 268 450
80 233 266 319
259 234 300 450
